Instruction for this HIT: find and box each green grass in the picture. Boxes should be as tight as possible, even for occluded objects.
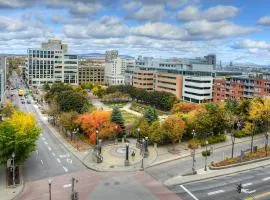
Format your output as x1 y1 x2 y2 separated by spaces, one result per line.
130 102 170 116
104 102 127 109
121 110 139 124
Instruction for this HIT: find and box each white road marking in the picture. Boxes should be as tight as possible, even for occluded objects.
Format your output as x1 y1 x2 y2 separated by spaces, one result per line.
180 185 199 200
40 160 43 165
48 146 52 151
66 158 73 164
42 137 45 141
57 158 61 163
63 184 72 188
242 183 253 187
52 152 56 157
60 154 70 158
44 141 48 145
63 166 68 172
262 177 270 181
208 190 225 196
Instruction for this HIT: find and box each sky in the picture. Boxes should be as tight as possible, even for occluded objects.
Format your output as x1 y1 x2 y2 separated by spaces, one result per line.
0 0 270 65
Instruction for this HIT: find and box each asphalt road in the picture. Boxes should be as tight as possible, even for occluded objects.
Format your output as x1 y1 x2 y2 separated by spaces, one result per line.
169 165 270 200
9 73 85 182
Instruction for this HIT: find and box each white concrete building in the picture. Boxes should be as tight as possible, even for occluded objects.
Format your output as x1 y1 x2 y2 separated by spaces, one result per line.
182 76 213 103
105 57 126 85
26 40 78 86
124 59 136 85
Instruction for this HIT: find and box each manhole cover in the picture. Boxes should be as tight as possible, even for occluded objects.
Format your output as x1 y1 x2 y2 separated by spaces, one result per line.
110 165 114 168
114 181 120 185
104 182 110 186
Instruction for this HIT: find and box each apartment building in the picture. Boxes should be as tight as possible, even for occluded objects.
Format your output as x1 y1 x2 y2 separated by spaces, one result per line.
154 73 183 99
182 76 213 103
132 70 154 91
0 56 6 103
78 60 104 84
213 75 270 102
105 57 126 85
26 40 78 86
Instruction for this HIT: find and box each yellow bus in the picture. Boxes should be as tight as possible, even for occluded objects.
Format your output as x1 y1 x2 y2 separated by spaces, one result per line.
18 89 24 96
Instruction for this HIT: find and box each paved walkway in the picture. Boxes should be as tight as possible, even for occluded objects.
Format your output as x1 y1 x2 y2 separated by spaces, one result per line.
0 166 24 200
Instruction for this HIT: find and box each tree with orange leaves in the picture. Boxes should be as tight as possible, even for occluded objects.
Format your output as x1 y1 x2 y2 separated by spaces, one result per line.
161 115 186 151
75 110 116 144
171 102 201 114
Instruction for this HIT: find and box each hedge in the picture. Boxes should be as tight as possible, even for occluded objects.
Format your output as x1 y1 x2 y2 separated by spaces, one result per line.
201 134 226 146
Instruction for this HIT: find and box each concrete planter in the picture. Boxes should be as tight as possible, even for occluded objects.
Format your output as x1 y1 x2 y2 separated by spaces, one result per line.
210 156 270 170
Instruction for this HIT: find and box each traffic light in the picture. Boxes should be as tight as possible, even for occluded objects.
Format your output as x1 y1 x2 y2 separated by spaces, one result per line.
237 184 242 193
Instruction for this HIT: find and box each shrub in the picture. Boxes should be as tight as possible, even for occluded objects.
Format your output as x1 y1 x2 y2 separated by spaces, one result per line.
201 134 226 146
201 150 211 157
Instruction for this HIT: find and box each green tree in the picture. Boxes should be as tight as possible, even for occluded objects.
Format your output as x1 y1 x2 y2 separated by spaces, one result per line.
111 106 126 137
59 111 79 140
149 120 164 144
144 106 158 124
56 90 91 113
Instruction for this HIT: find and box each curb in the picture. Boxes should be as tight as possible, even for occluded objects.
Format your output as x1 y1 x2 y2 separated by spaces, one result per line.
209 156 270 170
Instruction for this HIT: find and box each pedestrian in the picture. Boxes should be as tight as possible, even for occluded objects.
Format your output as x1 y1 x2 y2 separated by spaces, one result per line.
131 151 135 161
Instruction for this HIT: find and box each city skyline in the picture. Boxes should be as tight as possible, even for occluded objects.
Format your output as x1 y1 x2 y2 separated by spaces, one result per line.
0 0 270 64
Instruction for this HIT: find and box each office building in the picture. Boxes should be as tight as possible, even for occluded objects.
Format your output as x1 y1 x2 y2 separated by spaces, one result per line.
182 76 213 103
26 40 78 86
105 57 126 85
154 73 183 99
105 50 118 62
204 54 216 69
125 59 136 85
41 39 68 54
78 60 105 84
132 70 154 91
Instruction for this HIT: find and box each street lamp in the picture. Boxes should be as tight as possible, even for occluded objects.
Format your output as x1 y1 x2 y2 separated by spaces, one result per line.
204 140 209 171
114 125 118 144
140 138 145 170
12 152 15 188
48 178 52 200
137 128 141 142
96 130 99 146
265 132 269 156
191 130 196 174
98 139 102 155
125 143 130 166
144 137 149 158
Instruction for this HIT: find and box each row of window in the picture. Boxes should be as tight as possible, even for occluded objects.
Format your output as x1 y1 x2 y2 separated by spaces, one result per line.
184 91 211 96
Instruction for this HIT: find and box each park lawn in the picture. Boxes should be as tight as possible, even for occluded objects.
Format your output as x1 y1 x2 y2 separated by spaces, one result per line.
130 102 170 116
104 102 128 109
121 110 139 124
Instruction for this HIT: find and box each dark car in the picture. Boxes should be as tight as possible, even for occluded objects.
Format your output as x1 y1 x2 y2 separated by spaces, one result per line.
27 100 31 104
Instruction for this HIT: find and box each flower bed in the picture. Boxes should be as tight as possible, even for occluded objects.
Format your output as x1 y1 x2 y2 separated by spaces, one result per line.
212 146 270 167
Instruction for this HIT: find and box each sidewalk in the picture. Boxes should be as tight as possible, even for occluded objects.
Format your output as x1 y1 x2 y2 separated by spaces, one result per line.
0 166 24 200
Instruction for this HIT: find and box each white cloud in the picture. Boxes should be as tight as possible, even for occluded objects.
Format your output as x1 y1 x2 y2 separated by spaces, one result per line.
63 16 129 38
0 16 26 31
183 20 258 40
122 1 142 11
127 4 164 21
258 16 270 26
178 5 239 21
234 39 270 50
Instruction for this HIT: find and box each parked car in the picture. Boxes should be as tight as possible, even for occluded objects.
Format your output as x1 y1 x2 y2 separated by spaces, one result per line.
27 100 31 104
21 100 25 104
